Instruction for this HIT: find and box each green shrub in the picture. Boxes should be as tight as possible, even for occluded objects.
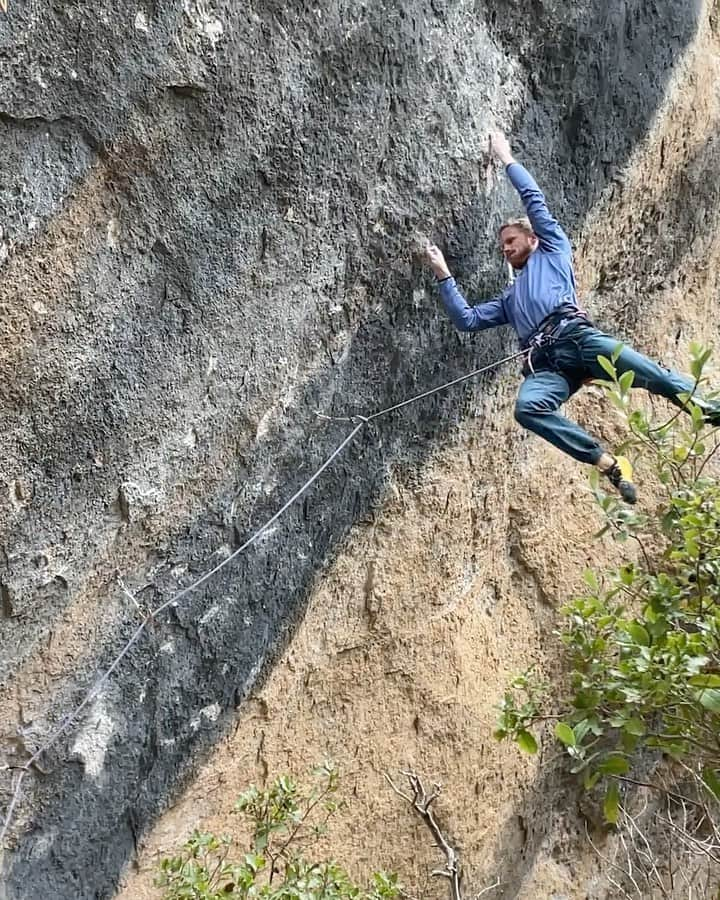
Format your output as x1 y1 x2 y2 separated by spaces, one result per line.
156 763 400 900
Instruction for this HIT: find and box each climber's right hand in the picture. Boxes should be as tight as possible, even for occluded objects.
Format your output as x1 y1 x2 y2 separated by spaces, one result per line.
489 131 515 166
425 242 451 280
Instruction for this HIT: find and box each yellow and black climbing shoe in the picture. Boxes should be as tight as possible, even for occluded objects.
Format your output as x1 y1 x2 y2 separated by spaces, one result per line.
602 456 637 505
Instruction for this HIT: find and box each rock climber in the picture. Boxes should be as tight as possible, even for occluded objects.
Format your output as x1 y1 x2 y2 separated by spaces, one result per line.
425 131 719 504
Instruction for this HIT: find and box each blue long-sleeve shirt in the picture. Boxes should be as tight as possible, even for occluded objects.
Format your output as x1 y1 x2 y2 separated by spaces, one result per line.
438 163 578 348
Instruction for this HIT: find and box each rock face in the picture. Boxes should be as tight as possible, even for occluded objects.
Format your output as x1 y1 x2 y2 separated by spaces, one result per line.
0 1 719 898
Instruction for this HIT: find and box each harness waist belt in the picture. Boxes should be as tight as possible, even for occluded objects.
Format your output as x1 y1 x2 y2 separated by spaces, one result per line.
526 302 592 347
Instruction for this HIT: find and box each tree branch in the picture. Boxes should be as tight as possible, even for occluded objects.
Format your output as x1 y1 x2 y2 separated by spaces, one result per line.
385 771 463 900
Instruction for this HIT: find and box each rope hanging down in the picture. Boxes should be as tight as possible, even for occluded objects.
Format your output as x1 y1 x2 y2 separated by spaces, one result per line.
0 346 527 847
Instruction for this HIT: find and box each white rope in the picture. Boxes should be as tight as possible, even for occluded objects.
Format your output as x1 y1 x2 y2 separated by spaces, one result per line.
0 347 526 847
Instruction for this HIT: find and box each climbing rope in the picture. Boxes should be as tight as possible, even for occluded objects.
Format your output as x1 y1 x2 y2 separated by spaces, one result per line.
0 345 527 847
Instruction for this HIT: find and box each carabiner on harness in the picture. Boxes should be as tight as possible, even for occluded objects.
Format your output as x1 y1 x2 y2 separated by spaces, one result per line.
526 331 556 375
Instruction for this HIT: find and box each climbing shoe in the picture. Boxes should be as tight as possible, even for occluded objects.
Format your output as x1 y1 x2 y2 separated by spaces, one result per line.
702 407 720 428
601 456 637 505
687 397 720 426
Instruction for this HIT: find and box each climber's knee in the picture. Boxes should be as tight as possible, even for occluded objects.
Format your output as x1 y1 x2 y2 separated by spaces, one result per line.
515 373 570 432
514 396 537 428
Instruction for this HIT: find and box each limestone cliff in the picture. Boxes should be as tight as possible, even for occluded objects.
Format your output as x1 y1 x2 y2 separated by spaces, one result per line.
1 0 719 897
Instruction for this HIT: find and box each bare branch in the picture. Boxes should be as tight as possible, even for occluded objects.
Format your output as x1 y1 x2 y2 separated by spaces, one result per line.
383 772 414 805
474 878 502 898
619 805 669 898
657 814 720 866
584 822 639 900
612 774 704 810
386 771 462 900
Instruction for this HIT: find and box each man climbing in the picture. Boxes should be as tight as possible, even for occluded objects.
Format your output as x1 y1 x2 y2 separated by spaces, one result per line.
425 131 718 504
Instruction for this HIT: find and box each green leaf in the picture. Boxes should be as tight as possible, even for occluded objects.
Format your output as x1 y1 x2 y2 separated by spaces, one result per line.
608 390 628 412
604 782 620 825
621 731 640 753
516 730 538 754
255 832 268 852
583 569 599 591
691 403 705 429
619 370 635 393
626 622 650 646
688 674 720 688
555 722 576 747
597 355 618 380
696 688 720 714
573 719 593 744
702 768 720 801
599 755 630 776
584 770 601 791
623 717 645 737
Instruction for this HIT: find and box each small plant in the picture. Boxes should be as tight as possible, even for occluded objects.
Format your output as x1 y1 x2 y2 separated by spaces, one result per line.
493 670 549 755
156 763 400 900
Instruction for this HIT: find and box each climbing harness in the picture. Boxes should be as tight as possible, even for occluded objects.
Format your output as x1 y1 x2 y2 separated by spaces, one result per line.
526 330 555 376
0 345 529 847
524 302 594 377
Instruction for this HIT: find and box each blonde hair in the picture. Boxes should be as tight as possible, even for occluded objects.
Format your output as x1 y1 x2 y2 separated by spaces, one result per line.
499 216 534 237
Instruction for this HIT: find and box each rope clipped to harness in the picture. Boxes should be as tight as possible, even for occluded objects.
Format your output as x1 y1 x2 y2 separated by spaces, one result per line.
526 330 556 375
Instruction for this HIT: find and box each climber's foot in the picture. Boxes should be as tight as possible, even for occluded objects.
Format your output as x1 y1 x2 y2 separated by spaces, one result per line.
599 455 637 505
684 396 720 427
702 407 720 428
